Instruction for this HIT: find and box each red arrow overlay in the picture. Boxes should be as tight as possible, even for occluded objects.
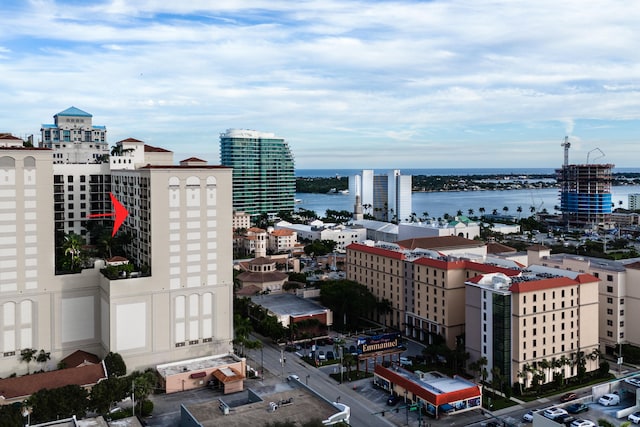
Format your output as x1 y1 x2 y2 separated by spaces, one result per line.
87 192 129 237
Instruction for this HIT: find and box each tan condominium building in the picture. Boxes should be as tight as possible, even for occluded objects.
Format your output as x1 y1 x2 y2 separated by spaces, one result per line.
465 265 600 388
0 136 234 377
529 246 640 356
346 236 517 349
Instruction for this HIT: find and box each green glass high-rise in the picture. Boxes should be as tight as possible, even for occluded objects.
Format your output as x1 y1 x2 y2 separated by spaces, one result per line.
220 129 295 217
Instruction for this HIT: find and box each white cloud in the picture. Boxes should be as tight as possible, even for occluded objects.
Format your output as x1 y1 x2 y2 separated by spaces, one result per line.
1 0 640 167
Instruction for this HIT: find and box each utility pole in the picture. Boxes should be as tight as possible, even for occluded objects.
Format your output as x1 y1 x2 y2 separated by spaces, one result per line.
132 380 135 417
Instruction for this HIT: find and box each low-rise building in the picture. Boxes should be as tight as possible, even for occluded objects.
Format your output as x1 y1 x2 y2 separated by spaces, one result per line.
275 220 366 252
235 257 289 293
397 216 481 240
249 293 332 330
156 354 245 394
373 366 482 418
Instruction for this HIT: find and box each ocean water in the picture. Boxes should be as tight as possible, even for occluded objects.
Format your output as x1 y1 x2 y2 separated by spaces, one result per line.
295 186 640 221
296 167 640 178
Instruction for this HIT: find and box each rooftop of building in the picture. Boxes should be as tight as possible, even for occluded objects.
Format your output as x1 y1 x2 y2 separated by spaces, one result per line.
396 235 485 250
156 354 240 379
468 264 600 294
60 349 100 368
374 365 480 405
143 143 171 153
0 362 107 401
55 106 92 117
250 293 329 317
184 384 339 426
543 252 640 272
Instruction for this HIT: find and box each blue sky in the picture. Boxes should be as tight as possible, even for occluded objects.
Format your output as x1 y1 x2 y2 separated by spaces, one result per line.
1 0 640 169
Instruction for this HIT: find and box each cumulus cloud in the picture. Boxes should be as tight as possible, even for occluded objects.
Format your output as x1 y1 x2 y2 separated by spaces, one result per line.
1 0 640 167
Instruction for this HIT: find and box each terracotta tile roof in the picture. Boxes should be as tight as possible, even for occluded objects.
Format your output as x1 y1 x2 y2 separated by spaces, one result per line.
625 261 640 270
0 134 23 140
527 244 549 251
212 367 243 383
0 363 107 401
486 242 517 254
235 284 263 296
106 256 128 263
60 350 100 368
118 137 143 143
509 273 598 293
346 243 406 260
144 144 171 153
181 157 206 162
237 271 288 282
249 257 274 265
396 235 485 250
271 229 294 237
247 227 266 233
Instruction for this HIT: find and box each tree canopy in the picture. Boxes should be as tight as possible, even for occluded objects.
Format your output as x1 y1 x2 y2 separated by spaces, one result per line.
319 280 377 329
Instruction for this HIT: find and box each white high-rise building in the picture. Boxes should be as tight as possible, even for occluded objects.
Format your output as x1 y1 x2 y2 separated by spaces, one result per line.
350 169 412 222
629 193 640 211
0 126 234 376
40 106 109 164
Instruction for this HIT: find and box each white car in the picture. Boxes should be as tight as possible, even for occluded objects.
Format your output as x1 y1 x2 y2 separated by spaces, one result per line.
629 411 640 424
522 410 535 422
287 374 300 382
570 420 596 427
598 393 620 406
543 407 568 420
399 357 413 367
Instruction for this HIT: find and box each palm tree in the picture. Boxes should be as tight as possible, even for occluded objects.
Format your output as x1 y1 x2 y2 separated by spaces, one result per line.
502 206 509 215
517 206 523 220
63 232 85 271
479 207 485 216
492 208 498 215
468 208 474 217
530 205 536 214
20 348 38 374
457 209 463 217
36 349 51 371
422 211 429 221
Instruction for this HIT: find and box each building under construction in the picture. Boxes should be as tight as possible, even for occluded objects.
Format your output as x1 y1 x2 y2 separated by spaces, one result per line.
555 137 614 227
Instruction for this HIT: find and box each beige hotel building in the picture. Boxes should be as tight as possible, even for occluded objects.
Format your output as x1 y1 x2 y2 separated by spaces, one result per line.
0 132 234 377
465 265 600 387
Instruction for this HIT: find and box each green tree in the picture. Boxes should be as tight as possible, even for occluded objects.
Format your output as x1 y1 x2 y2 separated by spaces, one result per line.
63 232 85 271
20 348 37 373
28 384 88 423
104 352 127 377
90 376 126 414
36 349 51 371
0 404 22 427
319 280 376 329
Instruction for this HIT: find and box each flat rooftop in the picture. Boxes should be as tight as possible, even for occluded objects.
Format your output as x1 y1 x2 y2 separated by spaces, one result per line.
156 354 239 378
250 293 328 317
392 368 477 395
185 383 339 426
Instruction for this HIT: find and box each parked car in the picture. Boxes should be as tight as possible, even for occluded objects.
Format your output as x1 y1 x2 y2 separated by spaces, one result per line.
399 356 413 367
543 407 569 420
570 419 595 427
598 393 620 406
326 350 335 360
629 411 640 424
318 351 326 360
561 392 578 402
522 410 535 422
349 345 357 355
566 403 589 414
626 378 640 387
387 394 400 406
556 414 575 425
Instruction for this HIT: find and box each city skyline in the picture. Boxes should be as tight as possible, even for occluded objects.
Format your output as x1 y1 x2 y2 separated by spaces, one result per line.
2 1 640 168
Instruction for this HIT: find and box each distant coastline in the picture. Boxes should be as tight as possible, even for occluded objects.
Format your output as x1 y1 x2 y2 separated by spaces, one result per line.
296 167 640 178
296 168 640 194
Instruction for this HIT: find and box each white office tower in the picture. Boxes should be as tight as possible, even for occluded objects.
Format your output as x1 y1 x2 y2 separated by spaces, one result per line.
630 194 640 211
0 140 234 376
350 169 411 222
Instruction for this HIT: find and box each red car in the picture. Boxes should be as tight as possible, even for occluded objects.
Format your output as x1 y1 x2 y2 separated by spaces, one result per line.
561 392 578 402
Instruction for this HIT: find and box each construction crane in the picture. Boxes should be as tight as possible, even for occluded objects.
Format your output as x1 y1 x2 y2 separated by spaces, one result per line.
561 136 570 166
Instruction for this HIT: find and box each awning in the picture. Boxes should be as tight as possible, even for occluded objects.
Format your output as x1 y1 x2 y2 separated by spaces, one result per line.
439 403 454 413
189 371 206 379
